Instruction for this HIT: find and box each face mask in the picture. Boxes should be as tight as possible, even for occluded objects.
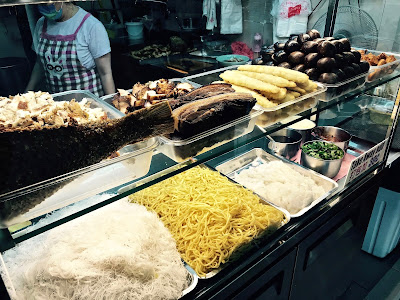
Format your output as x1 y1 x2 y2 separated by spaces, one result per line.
38 4 63 21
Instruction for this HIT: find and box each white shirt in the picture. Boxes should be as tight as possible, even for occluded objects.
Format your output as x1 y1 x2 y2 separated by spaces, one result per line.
33 8 111 70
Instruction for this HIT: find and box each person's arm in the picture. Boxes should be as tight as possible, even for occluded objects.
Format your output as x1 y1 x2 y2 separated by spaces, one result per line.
95 53 115 95
25 60 45 92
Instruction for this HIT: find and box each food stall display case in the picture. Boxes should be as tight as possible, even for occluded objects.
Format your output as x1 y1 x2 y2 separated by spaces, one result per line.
2 0 400 296
1 64 399 299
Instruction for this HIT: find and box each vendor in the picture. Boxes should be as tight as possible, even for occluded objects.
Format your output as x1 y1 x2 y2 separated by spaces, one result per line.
26 2 115 97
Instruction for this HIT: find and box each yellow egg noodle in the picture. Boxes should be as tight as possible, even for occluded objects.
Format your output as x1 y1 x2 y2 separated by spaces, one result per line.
129 166 285 277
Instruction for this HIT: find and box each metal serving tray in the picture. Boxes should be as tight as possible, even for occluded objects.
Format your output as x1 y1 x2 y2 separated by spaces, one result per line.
318 72 368 102
198 165 290 279
215 148 339 218
0 90 157 228
181 263 199 297
126 164 290 279
0 244 198 299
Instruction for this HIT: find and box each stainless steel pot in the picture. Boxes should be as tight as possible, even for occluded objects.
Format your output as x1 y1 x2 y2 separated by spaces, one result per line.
300 141 344 178
267 128 302 159
311 126 352 152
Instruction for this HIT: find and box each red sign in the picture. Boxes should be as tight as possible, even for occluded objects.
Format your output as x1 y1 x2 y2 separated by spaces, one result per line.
288 5 302 18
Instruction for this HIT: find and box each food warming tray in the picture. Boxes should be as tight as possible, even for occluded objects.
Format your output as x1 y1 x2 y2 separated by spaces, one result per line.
215 148 339 218
318 72 368 102
254 82 325 128
158 110 262 162
0 90 157 228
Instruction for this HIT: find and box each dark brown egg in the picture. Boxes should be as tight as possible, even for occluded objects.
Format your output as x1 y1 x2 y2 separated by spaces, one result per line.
288 51 305 65
272 50 288 65
359 61 370 73
307 29 321 40
301 41 318 54
318 41 337 57
317 57 336 72
334 54 346 68
319 73 339 84
351 63 362 74
278 62 292 69
284 40 301 53
304 53 320 68
304 68 320 81
332 40 344 53
274 42 285 51
342 66 356 78
292 64 306 72
297 33 311 45
339 38 351 51
351 50 362 62
342 52 356 64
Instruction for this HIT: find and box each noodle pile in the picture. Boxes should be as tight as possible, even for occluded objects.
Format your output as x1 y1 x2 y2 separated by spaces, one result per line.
129 166 285 277
2 201 188 300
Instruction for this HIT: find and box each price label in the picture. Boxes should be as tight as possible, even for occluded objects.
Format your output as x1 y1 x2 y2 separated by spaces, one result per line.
344 139 388 186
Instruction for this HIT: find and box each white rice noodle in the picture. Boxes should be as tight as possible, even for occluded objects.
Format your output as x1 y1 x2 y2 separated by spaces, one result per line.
234 161 326 214
2 200 188 300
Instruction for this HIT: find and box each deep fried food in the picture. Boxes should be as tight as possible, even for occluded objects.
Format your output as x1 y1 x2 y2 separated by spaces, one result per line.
289 86 306 95
220 70 280 94
238 65 309 84
236 70 297 88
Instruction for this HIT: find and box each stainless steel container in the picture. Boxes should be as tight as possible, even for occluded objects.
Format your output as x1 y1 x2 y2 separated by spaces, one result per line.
286 117 316 145
267 128 302 159
300 141 344 178
311 126 352 152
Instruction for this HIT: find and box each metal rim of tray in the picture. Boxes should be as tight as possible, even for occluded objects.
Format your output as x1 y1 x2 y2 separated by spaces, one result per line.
181 263 199 297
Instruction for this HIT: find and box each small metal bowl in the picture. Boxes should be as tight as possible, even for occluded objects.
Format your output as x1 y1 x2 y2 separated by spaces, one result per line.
311 126 352 152
286 117 316 145
267 128 302 159
300 141 345 178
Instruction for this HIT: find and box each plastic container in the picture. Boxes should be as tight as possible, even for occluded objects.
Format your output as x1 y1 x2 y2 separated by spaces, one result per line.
0 90 157 228
255 82 325 128
215 148 338 218
158 110 262 162
125 21 144 40
318 72 368 102
358 49 400 82
369 101 394 126
362 187 400 258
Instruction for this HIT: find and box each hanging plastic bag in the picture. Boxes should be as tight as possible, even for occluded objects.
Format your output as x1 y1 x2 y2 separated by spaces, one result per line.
271 0 312 38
